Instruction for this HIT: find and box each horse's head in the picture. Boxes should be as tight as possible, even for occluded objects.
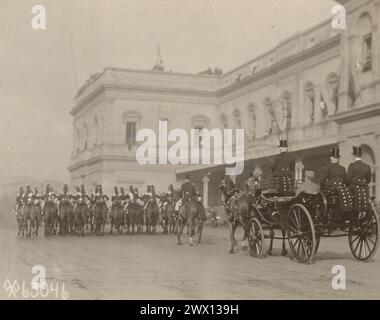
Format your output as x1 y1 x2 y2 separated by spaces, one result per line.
219 184 228 195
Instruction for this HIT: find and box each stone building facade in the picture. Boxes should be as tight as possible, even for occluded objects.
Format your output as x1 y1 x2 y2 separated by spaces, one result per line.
69 0 380 207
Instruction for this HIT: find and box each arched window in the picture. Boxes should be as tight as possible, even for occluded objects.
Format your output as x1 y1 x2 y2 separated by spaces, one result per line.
356 13 373 73
304 81 315 123
326 72 340 114
233 108 242 129
191 114 210 147
282 91 292 130
93 116 100 147
76 127 81 155
220 113 228 129
264 97 277 135
247 103 256 139
83 124 88 150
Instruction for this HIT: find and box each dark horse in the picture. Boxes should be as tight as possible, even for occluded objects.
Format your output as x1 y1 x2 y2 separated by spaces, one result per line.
16 206 25 237
23 203 34 237
145 200 160 234
58 200 74 236
126 201 144 234
44 201 58 237
220 185 251 253
110 201 124 234
161 200 175 234
93 201 107 235
73 202 87 236
176 199 204 246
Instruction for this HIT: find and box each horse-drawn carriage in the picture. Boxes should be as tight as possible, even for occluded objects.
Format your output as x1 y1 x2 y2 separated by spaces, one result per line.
247 188 379 264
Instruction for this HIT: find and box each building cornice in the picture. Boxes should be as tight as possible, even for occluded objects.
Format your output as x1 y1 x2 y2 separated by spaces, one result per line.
71 83 218 116
331 100 380 124
217 35 340 98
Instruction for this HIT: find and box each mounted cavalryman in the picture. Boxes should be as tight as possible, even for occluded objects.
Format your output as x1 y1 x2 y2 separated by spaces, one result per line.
346 146 372 214
320 148 353 214
271 140 295 194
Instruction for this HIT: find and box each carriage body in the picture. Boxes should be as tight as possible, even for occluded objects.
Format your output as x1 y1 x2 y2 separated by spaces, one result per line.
248 186 379 263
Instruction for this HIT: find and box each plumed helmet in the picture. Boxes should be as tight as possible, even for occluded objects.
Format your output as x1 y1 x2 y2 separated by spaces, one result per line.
34 187 38 195
114 186 118 195
19 187 24 195
45 184 50 194
120 187 125 195
63 184 68 193
80 184 85 194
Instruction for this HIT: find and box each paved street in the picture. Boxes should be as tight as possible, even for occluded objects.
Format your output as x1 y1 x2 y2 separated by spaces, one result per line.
0 220 379 300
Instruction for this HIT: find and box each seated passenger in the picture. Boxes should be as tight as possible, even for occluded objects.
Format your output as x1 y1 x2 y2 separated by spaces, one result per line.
295 170 320 196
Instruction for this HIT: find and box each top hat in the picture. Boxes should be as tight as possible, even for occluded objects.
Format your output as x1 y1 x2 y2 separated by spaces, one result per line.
34 187 39 195
45 184 50 193
279 140 288 148
330 148 340 159
352 146 362 157
63 184 68 192
80 184 85 193
76 186 80 192
114 186 118 195
120 187 125 195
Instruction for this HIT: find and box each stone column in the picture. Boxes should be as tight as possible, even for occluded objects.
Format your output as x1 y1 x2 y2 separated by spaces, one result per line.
202 174 210 209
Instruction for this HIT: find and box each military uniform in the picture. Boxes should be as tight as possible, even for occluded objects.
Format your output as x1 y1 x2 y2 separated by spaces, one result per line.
271 140 295 194
320 148 353 213
346 147 371 212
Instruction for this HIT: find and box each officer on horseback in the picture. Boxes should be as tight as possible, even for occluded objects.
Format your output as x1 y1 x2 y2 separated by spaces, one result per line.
24 185 34 205
320 148 353 215
346 146 372 214
271 140 295 194
175 174 207 221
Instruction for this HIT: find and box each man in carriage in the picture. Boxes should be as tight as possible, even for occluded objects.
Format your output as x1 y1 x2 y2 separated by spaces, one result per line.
320 148 353 215
245 171 261 200
270 140 295 194
345 146 372 215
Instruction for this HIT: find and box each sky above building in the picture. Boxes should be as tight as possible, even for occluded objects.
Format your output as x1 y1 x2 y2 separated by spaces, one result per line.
0 0 337 181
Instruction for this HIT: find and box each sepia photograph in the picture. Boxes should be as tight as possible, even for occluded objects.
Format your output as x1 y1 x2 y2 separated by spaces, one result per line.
0 0 379 303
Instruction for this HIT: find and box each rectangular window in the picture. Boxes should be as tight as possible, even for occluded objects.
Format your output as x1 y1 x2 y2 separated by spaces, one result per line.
362 33 372 72
126 122 136 146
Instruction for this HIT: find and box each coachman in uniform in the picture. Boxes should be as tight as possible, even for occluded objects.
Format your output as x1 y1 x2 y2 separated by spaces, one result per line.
346 146 371 212
320 148 353 213
271 140 295 194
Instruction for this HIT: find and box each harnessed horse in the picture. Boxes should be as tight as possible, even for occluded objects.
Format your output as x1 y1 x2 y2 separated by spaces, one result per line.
220 184 252 253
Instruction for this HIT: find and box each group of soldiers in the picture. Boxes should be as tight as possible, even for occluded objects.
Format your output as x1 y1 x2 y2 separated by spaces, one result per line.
14 175 208 222
220 139 372 215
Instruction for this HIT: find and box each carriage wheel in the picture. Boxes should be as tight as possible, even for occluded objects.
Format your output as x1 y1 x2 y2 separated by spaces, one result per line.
348 207 379 262
248 218 266 258
287 204 316 264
